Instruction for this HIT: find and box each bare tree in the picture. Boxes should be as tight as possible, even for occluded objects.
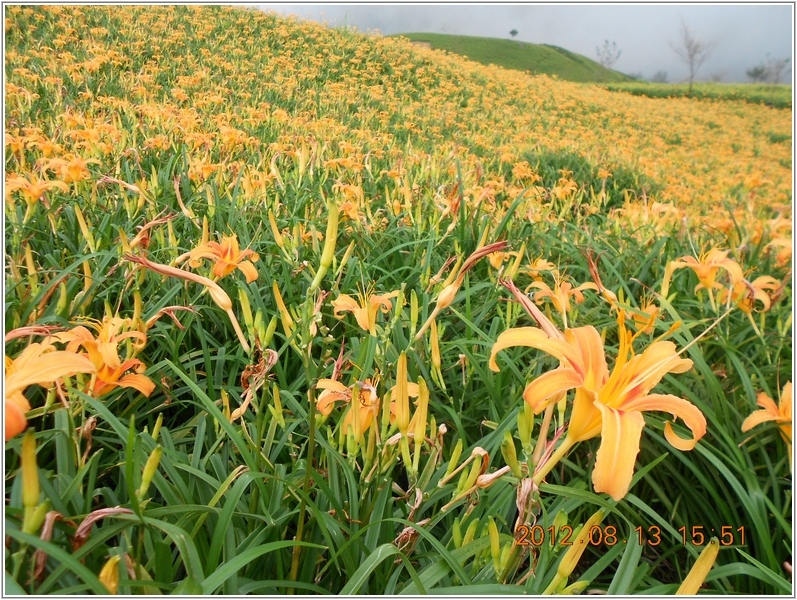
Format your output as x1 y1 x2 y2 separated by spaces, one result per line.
650 70 669 83
746 55 791 84
708 70 725 83
765 55 791 84
596 40 622 69
746 64 769 83
669 23 716 93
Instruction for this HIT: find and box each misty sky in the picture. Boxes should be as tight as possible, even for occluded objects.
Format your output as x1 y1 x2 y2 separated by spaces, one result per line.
258 3 793 83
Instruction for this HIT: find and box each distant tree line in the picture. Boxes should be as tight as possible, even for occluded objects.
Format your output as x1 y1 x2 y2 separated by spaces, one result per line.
746 54 791 84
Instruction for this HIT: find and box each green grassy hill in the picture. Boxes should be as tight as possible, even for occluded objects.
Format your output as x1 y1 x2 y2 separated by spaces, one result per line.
394 32 634 82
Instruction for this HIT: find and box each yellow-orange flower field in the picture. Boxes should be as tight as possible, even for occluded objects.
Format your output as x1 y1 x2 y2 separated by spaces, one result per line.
4 5 792 595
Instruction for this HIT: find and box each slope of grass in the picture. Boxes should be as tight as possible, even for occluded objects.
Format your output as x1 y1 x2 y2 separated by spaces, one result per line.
604 81 792 109
395 32 633 82
4 5 791 596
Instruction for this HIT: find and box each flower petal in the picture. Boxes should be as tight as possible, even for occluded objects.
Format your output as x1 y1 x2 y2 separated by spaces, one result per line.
317 389 349 416
237 260 259 283
741 409 778 433
568 387 603 441
115 373 156 397
331 294 359 317
754 391 779 415
565 326 607 391
592 404 646 501
6 350 96 395
5 397 28 441
623 393 706 451
489 327 583 373
212 260 237 279
523 368 582 413
316 379 348 392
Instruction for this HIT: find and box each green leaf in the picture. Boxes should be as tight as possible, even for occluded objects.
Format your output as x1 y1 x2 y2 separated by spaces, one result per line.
339 543 424 595
6 527 109 595
606 526 644 594
202 541 326 594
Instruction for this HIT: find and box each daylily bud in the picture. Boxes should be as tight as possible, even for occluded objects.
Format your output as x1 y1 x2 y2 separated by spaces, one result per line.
560 580 589 594
238 288 254 331
167 219 178 252
395 353 410 434
506 242 526 280
118 228 132 254
336 240 356 278
221 389 231 423
501 430 523 479
21 430 40 533
557 509 604 580
430 319 441 370
517 408 532 454
412 377 430 473
461 457 482 493
268 210 285 249
201 216 209 246
452 517 463 548
56 281 69 317
74 205 96 253
271 383 285 429
272 282 294 339
206 186 215 217
410 290 419 336
676 538 719 595
342 421 355 456
308 195 339 294
262 314 278 347
499 543 513 575
151 414 163 443
28 501 50 536
553 510 568 532
25 245 39 296
488 517 501 574
137 445 162 499
99 555 121 594
463 518 479 546
455 467 470 495
443 439 464 481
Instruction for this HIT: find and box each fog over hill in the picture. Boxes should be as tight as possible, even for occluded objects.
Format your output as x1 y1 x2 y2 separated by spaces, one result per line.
259 4 793 83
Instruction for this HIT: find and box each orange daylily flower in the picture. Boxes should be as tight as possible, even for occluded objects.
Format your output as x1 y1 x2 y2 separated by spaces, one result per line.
6 172 70 205
54 317 146 369
331 286 399 335
742 382 792 469
315 378 380 442
527 279 597 328
490 313 706 501
43 154 100 183
720 275 781 316
522 257 559 281
5 341 96 440
54 318 154 398
630 300 661 335
662 248 744 310
189 234 260 283
6 172 70 221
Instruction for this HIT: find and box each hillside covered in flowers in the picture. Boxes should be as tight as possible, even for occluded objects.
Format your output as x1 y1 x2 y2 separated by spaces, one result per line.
5 5 792 595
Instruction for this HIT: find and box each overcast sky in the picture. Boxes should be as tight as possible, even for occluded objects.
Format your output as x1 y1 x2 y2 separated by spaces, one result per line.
257 3 793 83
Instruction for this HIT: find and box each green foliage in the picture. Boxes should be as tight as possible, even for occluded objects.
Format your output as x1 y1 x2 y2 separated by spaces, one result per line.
395 33 634 83
4 4 791 596
603 82 792 109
